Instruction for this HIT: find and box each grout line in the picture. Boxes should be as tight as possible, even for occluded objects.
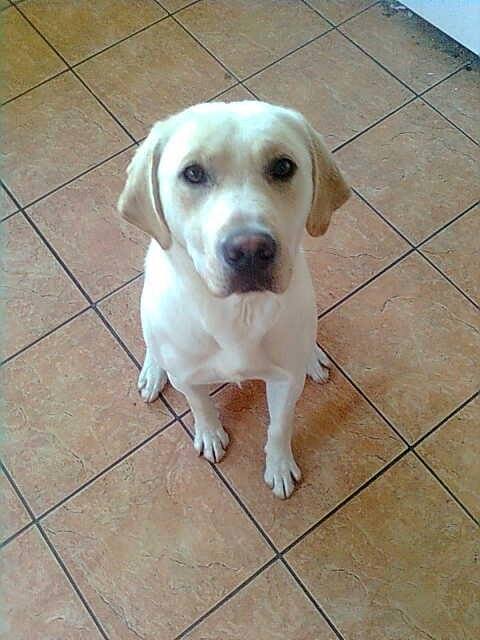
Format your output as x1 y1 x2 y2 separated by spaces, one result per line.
36 522 110 639
1 68 70 107
0 521 35 550
281 448 409 555
0 210 20 224
173 557 277 639
0 460 36 521
420 94 479 146
280 557 346 640
20 142 137 211
301 0 380 28
95 271 144 305
13 3 136 143
416 199 480 248
36 418 178 523
412 450 480 527
170 14 241 83
416 247 479 309
412 391 479 448
317 248 414 321
0 307 91 367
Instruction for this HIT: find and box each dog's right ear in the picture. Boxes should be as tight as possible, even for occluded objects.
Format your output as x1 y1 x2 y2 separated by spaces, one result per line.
117 121 171 249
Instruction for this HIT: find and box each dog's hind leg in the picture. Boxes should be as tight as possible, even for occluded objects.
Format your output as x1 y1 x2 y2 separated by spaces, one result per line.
306 343 331 383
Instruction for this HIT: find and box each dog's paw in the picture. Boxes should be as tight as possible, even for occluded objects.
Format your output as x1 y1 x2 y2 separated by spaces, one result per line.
138 357 167 403
194 425 230 463
307 344 331 383
264 454 301 499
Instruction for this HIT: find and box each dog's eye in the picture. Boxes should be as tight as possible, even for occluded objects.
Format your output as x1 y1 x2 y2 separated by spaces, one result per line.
182 164 207 185
269 157 297 181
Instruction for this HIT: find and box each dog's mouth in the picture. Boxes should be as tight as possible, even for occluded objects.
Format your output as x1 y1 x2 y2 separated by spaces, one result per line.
227 271 275 295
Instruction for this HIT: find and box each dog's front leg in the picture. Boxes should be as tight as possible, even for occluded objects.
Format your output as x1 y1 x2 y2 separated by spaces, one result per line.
176 383 229 463
264 374 305 499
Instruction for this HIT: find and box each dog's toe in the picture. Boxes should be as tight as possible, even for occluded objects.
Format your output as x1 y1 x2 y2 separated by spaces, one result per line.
264 455 301 499
138 359 168 403
307 344 331 383
194 427 230 463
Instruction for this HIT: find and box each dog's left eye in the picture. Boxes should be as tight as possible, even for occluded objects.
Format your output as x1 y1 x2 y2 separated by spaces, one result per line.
182 164 207 184
268 157 297 181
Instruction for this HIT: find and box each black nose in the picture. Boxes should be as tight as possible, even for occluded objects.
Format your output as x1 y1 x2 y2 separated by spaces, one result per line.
221 230 277 271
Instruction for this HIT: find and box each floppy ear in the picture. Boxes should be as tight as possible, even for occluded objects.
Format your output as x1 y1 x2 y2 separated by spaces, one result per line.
306 126 351 237
117 121 171 249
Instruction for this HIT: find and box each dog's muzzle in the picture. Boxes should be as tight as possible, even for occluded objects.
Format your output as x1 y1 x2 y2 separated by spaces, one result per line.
219 227 277 293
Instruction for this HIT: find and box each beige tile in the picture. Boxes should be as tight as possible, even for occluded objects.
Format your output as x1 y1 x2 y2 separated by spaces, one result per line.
177 0 329 78
99 277 189 414
44 423 272 640
308 0 376 23
0 0 11 9
288 455 480 640
0 186 17 220
0 311 172 514
185 562 336 639
425 62 480 143
318 254 480 442
341 2 472 92
304 194 409 313
186 370 403 548
28 150 148 301
1 7 66 102
77 19 233 139
1 528 103 639
0 473 30 543
22 0 166 65
422 206 479 304
247 31 412 149
336 101 480 242
1 73 129 206
0 215 86 361
418 397 479 519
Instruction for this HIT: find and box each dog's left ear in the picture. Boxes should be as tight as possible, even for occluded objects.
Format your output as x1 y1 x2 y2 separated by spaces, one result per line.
117 121 172 249
305 126 351 237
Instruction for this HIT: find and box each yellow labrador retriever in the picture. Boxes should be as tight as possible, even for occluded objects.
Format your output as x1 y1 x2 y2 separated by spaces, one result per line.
118 101 350 498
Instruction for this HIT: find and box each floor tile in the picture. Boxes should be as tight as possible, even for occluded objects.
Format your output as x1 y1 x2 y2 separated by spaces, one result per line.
28 150 148 301
288 454 480 640
22 0 166 65
0 214 86 361
177 0 329 79
304 194 409 312
318 253 480 442
336 101 480 242
185 562 336 639
247 31 412 149
418 396 479 520
160 0 194 11
424 62 480 142
1 6 66 103
98 277 189 414
76 19 233 139
186 370 403 549
0 187 17 221
0 0 11 9
341 2 472 92
1 73 129 206
421 205 479 304
0 311 172 514
1 528 103 639
0 472 30 543
304 0 376 25
44 423 272 640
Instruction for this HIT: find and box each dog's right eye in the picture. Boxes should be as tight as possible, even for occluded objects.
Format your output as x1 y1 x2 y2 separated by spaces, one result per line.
182 164 207 185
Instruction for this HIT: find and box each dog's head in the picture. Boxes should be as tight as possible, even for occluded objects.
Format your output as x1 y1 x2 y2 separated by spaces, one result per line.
118 101 350 296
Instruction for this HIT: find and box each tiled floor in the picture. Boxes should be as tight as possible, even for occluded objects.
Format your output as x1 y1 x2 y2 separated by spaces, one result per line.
1 1 479 638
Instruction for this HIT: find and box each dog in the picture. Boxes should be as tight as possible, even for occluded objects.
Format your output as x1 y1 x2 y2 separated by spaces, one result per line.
118 101 350 499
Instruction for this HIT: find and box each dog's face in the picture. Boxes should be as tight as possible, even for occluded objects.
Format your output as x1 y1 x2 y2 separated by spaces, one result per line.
118 101 350 297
